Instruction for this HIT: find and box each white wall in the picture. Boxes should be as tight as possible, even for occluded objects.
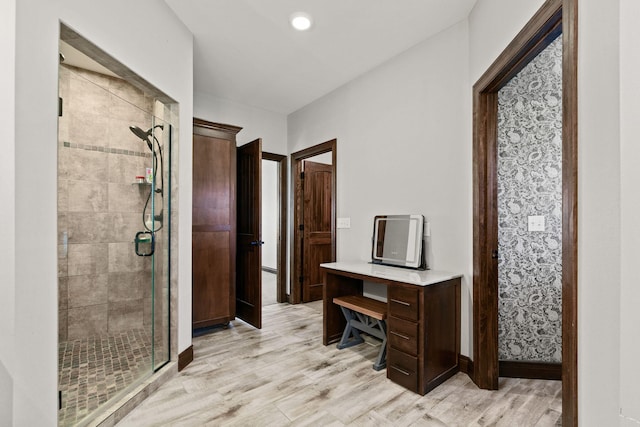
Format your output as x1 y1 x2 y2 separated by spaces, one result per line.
468 0 546 82
195 92 287 154
0 0 16 425
262 160 278 270
470 0 625 424
6 1 193 425
619 0 640 423
288 20 472 356
577 0 622 425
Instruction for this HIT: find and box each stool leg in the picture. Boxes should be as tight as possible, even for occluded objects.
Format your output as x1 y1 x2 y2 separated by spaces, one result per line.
336 306 364 349
372 319 387 371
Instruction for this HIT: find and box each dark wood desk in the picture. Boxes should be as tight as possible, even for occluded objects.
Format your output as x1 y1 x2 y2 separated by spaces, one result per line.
321 262 461 395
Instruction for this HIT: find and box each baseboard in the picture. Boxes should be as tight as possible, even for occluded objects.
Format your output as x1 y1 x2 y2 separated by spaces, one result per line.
499 360 561 380
178 345 194 372
459 355 474 377
262 266 278 274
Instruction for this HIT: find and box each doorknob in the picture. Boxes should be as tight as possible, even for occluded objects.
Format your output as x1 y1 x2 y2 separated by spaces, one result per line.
250 240 265 246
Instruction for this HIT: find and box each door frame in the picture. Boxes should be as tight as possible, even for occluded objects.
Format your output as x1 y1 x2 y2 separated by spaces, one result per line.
472 0 578 425
262 152 288 303
290 139 337 304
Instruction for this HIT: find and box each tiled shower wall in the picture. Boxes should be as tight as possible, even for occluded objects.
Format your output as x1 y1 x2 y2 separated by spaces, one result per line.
58 65 157 341
496 36 563 363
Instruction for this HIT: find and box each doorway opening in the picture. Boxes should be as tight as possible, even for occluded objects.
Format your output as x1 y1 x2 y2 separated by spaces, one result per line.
471 0 577 425
291 140 337 304
262 152 288 305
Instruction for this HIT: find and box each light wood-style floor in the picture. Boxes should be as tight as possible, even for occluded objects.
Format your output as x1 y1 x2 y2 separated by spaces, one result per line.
118 301 562 426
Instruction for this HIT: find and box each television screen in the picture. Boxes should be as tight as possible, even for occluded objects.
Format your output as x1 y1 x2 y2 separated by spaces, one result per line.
371 214 424 269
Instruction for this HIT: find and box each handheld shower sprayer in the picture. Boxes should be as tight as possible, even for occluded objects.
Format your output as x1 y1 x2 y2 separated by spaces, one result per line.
129 125 163 146
129 124 165 233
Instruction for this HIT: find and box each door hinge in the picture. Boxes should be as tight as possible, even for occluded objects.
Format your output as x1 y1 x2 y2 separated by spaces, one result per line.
58 97 63 117
300 171 305 179
299 224 304 231
299 276 304 283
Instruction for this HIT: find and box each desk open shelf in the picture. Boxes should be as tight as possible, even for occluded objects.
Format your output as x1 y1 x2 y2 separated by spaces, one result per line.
321 262 461 395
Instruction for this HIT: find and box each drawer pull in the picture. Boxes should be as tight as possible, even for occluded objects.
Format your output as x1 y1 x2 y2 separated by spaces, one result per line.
390 365 411 376
390 298 411 307
390 331 410 340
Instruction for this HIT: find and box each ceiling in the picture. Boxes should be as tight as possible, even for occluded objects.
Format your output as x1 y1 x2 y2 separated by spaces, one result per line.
165 0 477 115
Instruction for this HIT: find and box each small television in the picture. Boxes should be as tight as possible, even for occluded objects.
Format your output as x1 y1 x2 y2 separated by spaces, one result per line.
371 214 426 269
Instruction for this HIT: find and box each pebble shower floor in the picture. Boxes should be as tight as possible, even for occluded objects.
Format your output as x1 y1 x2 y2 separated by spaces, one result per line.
58 329 152 426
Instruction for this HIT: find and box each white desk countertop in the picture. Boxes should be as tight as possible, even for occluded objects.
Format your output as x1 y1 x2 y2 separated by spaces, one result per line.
320 261 462 287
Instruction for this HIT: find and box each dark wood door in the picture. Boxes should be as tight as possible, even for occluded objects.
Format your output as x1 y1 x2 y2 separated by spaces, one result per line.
192 120 241 329
302 161 333 302
236 139 262 328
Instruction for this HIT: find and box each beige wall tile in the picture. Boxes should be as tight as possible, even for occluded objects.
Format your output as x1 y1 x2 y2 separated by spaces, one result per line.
59 276 69 311
67 72 110 115
108 152 149 184
108 242 149 273
68 112 110 147
110 212 144 243
67 212 111 243
109 92 149 124
143 296 152 327
108 182 147 213
68 304 108 339
59 148 108 182
108 271 148 303
108 300 144 332
57 63 175 353
71 66 112 90
58 309 68 342
58 179 69 212
58 212 68 244
109 78 148 110
67 243 109 276
68 180 108 212
58 244 68 278
109 117 152 152
68 274 108 308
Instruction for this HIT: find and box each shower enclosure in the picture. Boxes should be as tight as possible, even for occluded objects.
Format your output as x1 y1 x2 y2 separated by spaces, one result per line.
57 61 171 426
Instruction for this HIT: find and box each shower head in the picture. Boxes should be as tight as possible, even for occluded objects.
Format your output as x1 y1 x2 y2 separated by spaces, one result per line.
129 125 152 150
129 125 163 150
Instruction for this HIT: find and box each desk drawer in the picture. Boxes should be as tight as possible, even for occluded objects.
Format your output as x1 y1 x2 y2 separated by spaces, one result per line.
388 286 419 321
388 316 419 355
387 348 418 392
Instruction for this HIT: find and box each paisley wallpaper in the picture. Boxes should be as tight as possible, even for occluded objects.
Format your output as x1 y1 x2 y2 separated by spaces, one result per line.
497 35 562 363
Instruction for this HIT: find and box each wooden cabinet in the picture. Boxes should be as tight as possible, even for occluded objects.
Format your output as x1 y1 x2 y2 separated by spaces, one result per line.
192 119 242 329
387 280 460 394
322 262 461 395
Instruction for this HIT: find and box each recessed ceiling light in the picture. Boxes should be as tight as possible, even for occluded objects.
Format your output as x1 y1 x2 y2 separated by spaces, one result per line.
290 12 312 31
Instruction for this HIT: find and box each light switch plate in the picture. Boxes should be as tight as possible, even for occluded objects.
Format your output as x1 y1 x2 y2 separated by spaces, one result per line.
528 215 545 232
337 217 351 229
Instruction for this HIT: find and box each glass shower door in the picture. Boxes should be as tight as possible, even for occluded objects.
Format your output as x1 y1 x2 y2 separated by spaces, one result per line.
58 63 171 426
149 120 170 370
